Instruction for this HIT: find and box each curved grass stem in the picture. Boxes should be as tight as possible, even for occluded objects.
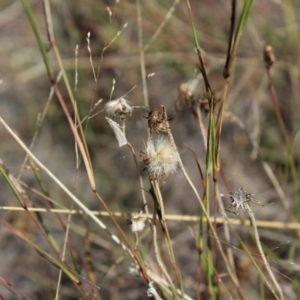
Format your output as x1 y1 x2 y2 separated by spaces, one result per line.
245 203 283 300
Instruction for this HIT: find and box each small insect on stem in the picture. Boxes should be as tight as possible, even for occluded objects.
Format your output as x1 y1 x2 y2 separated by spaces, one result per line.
230 187 253 211
222 187 264 214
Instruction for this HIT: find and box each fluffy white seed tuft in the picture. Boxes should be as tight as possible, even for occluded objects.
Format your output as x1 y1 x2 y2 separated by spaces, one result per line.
105 97 133 117
142 136 179 178
128 214 147 233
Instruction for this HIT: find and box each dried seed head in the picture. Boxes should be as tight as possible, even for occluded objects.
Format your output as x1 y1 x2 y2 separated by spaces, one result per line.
175 83 194 111
264 45 276 69
176 85 217 115
145 106 169 133
199 94 211 115
178 83 193 101
141 136 179 179
230 187 254 211
128 212 147 233
105 97 133 119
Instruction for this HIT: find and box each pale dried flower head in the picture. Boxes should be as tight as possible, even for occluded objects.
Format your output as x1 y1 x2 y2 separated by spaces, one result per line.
178 83 193 101
141 136 179 179
127 210 147 233
264 45 276 69
230 187 254 211
105 97 133 119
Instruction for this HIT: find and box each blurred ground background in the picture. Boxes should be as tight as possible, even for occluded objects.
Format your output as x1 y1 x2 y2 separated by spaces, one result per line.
0 0 300 299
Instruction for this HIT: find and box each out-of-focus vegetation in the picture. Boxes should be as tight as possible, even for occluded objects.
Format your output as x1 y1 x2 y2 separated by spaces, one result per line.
0 0 300 299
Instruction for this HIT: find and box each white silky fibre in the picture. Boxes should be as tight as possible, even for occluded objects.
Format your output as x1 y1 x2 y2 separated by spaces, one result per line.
105 117 127 147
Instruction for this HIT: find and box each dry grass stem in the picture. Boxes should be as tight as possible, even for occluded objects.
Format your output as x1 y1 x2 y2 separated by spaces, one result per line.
3 1 298 298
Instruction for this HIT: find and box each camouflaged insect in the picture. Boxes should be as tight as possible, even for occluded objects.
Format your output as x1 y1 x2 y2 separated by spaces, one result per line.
230 187 254 211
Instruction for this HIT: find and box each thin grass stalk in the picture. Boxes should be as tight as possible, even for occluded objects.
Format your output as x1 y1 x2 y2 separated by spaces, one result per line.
201 188 214 297
55 170 81 299
21 0 52 78
152 220 178 299
84 222 102 300
94 191 150 283
42 0 95 190
85 25 128 137
184 3 235 293
28 158 82 254
2 172 91 289
3 205 300 229
147 270 194 300
265 67 300 220
195 92 217 298
0 117 150 284
227 112 300 240
195 95 237 295
245 203 283 300
30 202 61 253
152 178 184 299
136 0 149 108
216 0 254 174
93 24 127 94
127 142 149 213
5 181 62 262
0 276 32 300
265 69 290 146
226 221 278 298
2 219 79 284
0 162 61 253
55 205 73 300
52 84 96 191
163 110 245 299
206 245 216 299
204 100 218 298
216 0 234 150
215 185 237 275
0 163 26 208
185 0 211 95
74 44 81 169
196 210 204 300
195 106 207 149
68 251 90 299
222 200 291 297
17 72 62 180
223 0 236 79
86 32 96 82
143 0 180 52
30 155 50 197
230 0 253 72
